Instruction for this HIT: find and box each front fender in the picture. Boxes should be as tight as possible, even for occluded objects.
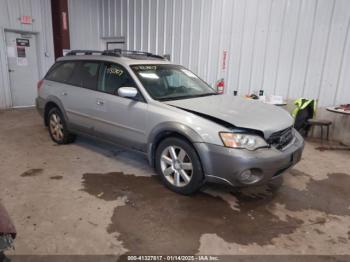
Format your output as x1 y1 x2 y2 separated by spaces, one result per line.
147 121 204 166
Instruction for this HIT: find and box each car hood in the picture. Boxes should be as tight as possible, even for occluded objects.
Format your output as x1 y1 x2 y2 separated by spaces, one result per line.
165 95 294 138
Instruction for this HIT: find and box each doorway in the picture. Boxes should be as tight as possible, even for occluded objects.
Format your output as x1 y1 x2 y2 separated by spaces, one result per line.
5 31 40 107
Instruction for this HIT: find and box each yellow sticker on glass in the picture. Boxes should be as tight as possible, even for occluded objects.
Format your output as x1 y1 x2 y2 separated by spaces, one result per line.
107 67 123 76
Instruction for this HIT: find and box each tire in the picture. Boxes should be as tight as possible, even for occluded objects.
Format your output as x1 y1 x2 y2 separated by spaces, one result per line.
155 137 204 195
47 107 76 144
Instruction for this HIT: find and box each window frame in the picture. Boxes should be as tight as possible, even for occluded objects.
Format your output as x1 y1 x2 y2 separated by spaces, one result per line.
66 61 101 90
45 59 146 103
130 64 216 101
44 61 78 85
96 61 146 102
45 60 101 89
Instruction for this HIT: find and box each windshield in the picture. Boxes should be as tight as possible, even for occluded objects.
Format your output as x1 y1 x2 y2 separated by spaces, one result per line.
131 64 217 101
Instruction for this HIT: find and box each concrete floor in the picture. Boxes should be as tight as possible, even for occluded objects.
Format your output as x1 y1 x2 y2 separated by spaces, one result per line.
0 108 350 257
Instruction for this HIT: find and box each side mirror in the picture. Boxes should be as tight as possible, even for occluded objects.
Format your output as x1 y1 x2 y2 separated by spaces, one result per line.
118 87 138 98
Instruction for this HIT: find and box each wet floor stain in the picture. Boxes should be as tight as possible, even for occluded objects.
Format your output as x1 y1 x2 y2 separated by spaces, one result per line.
275 171 350 216
81 170 350 254
20 168 43 177
288 169 312 178
50 175 63 180
315 146 350 152
82 172 303 254
235 169 350 214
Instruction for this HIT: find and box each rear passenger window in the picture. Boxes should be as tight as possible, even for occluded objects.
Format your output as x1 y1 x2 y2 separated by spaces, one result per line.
46 62 77 83
97 63 136 95
69 62 100 90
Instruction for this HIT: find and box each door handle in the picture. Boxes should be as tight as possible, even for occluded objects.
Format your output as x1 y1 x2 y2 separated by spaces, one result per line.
96 100 104 105
62 92 68 96
8 69 14 73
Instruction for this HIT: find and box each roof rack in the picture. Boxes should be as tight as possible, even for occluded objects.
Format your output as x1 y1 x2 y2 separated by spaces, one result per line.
102 49 166 60
65 50 104 56
65 49 167 60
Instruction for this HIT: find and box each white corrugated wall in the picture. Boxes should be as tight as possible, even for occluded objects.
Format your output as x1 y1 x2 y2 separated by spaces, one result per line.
69 0 103 50
0 0 55 109
69 0 350 108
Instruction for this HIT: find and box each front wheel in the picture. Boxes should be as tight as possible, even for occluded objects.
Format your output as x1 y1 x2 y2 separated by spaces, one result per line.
155 137 204 195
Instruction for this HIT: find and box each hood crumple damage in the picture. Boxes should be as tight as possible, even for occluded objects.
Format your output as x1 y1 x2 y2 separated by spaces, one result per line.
165 95 294 138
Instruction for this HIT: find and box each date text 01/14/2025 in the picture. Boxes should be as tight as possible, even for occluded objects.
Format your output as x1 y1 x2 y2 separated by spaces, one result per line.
126 255 220 261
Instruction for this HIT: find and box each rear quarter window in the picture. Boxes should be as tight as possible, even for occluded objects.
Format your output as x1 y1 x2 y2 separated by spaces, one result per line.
45 62 77 83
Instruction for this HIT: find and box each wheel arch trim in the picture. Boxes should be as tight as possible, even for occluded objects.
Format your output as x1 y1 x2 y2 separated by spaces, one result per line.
147 121 204 167
43 96 68 126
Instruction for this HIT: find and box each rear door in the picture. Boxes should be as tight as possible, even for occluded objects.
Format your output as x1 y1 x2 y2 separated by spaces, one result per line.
62 61 101 132
46 60 100 132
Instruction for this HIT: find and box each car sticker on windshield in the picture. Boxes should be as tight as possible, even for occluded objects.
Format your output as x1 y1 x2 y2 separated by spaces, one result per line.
133 65 157 71
107 67 123 76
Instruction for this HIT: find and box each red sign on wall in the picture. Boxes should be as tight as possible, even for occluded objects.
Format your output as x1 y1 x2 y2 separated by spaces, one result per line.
20 16 32 24
222 50 228 71
62 12 68 30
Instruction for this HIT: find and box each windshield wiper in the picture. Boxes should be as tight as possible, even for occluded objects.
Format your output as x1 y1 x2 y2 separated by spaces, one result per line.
158 93 217 101
195 93 218 97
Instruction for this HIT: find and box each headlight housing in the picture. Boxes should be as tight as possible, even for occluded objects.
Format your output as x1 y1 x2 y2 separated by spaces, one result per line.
219 132 268 150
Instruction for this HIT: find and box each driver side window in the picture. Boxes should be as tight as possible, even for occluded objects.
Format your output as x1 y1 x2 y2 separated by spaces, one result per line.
98 63 136 95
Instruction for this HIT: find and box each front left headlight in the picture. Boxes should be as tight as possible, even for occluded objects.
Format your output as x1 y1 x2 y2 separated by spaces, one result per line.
219 132 269 150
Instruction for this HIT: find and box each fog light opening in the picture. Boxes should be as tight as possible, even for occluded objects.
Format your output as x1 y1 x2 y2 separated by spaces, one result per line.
238 169 262 185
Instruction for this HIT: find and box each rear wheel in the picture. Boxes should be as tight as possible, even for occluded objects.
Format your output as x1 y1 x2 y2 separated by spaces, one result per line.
48 108 75 144
155 137 204 194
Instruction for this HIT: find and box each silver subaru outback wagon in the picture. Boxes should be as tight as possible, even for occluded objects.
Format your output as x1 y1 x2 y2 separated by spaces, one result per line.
36 50 304 194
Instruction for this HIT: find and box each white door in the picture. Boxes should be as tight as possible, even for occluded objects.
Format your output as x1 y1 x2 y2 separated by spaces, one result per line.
5 31 39 107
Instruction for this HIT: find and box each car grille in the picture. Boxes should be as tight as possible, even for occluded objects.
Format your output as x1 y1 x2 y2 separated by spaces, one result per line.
267 127 294 150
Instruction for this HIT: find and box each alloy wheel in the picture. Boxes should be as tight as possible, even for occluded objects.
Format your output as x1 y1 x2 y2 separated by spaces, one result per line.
160 145 193 187
49 113 64 141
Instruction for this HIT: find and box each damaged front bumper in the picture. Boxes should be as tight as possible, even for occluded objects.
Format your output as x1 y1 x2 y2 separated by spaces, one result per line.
195 130 304 186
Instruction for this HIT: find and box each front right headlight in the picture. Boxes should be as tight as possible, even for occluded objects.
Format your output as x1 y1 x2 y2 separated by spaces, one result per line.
219 132 269 150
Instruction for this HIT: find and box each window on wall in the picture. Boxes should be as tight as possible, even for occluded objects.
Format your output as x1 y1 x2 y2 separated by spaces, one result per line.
97 63 136 95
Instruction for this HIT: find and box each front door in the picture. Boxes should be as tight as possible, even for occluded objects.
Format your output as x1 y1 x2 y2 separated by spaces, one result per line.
93 62 148 151
5 31 39 107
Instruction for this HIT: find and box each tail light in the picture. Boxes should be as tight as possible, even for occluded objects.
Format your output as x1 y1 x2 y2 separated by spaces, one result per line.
37 79 44 90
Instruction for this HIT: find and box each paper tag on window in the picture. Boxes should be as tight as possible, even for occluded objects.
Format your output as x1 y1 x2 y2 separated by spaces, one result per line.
107 67 123 76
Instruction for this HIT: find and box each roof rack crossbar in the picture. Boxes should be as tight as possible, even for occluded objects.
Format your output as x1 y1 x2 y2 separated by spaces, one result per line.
102 49 166 60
